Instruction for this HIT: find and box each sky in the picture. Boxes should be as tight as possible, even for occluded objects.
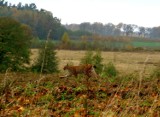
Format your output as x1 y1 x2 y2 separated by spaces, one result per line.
6 0 160 27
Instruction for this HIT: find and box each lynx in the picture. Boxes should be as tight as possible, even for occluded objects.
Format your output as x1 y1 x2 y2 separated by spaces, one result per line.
63 64 97 78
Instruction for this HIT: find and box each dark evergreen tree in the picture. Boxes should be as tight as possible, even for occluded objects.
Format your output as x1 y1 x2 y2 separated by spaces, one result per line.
0 17 32 72
32 40 59 73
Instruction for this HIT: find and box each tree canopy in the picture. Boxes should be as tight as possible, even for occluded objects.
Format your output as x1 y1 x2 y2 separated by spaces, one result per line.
0 0 66 40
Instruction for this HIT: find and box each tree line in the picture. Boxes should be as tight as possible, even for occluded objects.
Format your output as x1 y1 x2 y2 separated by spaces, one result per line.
65 22 160 39
0 0 66 40
1 0 160 41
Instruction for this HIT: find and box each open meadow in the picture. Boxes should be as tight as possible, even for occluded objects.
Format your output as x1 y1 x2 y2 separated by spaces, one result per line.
0 50 160 116
31 49 160 75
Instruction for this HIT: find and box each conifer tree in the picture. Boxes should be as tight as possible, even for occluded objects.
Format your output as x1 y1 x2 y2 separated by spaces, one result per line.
0 17 32 72
32 30 58 73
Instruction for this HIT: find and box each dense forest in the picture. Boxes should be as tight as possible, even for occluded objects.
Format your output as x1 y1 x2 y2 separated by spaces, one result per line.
1 0 160 41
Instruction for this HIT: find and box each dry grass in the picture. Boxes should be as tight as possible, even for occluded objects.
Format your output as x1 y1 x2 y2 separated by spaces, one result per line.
31 49 160 75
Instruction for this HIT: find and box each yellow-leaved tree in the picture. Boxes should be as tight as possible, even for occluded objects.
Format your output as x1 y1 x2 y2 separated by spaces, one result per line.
61 32 70 49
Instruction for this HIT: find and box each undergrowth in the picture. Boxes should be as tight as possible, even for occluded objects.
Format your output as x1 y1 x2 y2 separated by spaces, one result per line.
0 71 159 116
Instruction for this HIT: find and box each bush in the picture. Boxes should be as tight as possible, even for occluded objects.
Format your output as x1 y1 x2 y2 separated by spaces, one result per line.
92 50 104 74
80 50 94 65
102 62 117 78
81 51 104 74
80 50 104 74
81 50 118 78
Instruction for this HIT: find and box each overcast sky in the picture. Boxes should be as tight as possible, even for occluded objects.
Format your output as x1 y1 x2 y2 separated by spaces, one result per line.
6 0 160 27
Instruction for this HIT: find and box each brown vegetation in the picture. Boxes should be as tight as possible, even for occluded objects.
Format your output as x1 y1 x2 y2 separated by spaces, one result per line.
0 50 160 116
0 71 159 116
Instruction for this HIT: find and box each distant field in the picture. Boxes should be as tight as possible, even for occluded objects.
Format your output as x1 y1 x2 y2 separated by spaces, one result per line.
31 49 160 75
32 39 160 51
132 41 160 49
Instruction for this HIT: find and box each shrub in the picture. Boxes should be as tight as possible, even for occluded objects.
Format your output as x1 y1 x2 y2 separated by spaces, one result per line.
102 62 117 77
92 50 104 74
80 50 94 65
81 50 117 77
80 50 104 74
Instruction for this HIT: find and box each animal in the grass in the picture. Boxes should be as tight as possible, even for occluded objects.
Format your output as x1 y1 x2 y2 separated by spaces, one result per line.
63 64 97 78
